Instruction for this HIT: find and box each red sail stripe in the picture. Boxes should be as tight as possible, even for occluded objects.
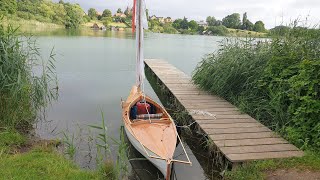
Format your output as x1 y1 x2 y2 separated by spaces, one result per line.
132 0 136 33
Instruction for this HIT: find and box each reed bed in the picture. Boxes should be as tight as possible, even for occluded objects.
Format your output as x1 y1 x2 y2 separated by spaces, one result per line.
0 21 57 129
193 27 320 150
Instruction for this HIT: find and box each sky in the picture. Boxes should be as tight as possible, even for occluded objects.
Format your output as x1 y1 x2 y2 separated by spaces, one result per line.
55 0 320 29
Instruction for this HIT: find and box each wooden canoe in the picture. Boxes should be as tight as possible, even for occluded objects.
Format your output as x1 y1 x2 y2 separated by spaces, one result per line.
122 86 181 179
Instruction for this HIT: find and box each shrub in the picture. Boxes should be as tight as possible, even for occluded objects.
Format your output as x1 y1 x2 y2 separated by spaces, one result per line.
0 24 58 129
193 27 320 150
207 25 228 36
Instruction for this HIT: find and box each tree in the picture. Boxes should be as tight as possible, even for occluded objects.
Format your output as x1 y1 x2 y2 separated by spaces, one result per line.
188 20 198 31
102 9 112 18
206 16 217 26
0 0 17 14
242 12 247 29
88 8 97 20
198 26 205 33
254 21 266 32
207 25 228 36
64 3 84 29
173 19 183 29
102 17 112 27
58 0 64 4
180 17 189 29
124 7 130 16
222 13 241 29
241 12 254 30
117 8 122 13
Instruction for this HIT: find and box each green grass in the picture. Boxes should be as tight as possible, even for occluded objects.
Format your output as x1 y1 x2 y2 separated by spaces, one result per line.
0 130 102 180
0 148 101 180
0 129 26 152
227 28 267 37
225 151 320 180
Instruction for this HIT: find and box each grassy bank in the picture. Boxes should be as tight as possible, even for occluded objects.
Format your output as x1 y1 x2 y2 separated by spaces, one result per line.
192 26 320 178
227 28 267 37
2 15 64 29
0 130 102 180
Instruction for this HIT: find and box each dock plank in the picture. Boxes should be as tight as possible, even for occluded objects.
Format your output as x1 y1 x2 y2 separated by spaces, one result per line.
226 151 304 162
145 59 303 164
209 132 279 140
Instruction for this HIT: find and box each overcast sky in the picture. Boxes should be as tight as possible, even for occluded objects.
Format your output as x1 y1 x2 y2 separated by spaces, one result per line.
55 0 320 29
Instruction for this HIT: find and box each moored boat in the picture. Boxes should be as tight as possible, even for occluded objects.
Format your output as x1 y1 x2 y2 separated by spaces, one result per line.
121 0 192 179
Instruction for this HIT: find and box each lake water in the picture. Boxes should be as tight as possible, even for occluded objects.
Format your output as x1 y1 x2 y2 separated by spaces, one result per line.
33 29 225 179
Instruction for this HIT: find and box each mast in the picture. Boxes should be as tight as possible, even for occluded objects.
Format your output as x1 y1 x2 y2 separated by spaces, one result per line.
134 0 146 88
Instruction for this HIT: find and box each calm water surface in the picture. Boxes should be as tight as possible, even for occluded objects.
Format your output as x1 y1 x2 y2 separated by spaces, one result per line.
34 29 224 179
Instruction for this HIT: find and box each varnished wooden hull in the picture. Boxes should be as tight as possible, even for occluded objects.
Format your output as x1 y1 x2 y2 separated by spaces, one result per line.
122 86 177 179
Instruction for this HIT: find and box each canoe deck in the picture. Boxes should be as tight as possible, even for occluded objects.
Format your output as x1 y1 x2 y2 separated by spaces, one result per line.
144 59 303 164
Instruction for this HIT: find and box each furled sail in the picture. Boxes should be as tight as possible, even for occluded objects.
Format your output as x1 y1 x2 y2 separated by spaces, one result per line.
133 0 148 88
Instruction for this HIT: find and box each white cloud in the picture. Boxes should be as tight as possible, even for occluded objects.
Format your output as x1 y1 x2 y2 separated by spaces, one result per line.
55 0 320 28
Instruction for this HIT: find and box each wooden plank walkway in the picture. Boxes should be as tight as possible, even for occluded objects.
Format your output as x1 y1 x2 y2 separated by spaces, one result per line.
145 59 303 164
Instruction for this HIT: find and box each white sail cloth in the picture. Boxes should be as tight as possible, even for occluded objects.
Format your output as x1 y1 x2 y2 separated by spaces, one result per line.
135 0 148 87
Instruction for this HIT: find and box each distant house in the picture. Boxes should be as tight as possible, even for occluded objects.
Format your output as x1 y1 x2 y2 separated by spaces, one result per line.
91 23 99 29
115 13 127 18
196 20 208 28
150 15 157 20
164 17 172 23
96 12 102 16
157 17 165 23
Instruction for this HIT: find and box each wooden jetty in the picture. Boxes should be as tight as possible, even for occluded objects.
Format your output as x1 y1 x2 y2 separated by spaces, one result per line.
145 59 303 166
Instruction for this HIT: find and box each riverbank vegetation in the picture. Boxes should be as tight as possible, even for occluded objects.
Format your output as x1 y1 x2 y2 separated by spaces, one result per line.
193 25 320 178
0 0 268 37
0 21 109 179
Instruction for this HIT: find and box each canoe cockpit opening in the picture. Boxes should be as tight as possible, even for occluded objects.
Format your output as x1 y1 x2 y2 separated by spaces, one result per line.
129 99 168 122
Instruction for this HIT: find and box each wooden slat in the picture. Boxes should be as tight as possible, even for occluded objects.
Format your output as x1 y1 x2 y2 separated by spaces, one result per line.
196 118 257 124
214 138 288 147
220 144 299 154
205 127 271 134
226 151 304 162
201 122 263 129
209 132 279 140
145 59 303 164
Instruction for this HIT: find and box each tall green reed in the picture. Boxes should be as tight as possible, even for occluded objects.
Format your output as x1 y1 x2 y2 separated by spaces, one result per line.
89 112 128 179
0 20 57 129
193 25 320 150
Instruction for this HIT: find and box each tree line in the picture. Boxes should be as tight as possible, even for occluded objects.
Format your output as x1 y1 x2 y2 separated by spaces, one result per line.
0 0 268 35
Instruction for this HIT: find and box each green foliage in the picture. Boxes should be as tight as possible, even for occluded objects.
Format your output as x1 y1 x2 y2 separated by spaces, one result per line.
206 16 217 26
102 9 112 18
172 18 182 29
64 3 83 29
222 13 241 29
12 0 84 28
163 23 178 34
241 12 254 30
188 20 199 32
102 17 113 27
180 17 189 29
225 151 320 180
269 25 291 36
193 27 320 150
117 8 122 14
254 20 266 32
0 24 58 128
88 8 97 20
207 25 228 36
0 0 17 14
